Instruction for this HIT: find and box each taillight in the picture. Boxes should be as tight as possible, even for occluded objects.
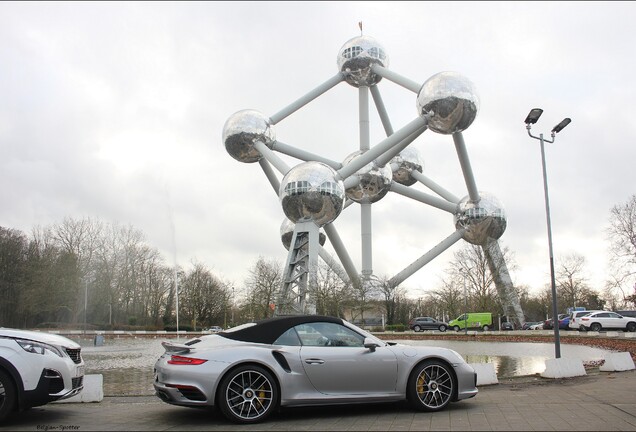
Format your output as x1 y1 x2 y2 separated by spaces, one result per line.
168 355 208 365
581 317 589 321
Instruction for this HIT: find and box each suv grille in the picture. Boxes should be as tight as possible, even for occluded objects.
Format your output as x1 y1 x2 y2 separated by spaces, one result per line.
66 348 82 364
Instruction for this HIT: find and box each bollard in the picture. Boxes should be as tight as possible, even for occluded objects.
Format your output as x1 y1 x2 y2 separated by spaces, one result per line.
94 334 105 346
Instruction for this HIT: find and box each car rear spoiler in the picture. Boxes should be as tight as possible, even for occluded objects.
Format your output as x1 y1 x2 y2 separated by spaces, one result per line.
161 341 192 354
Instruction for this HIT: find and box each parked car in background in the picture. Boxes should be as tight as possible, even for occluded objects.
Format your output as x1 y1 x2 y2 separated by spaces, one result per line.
0 328 84 422
408 317 449 332
522 321 541 330
448 312 493 331
153 315 478 423
528 322 544 330
558 315 570 329
568 310 599 330
614 310 636 318
578 311 636 332
500 322 514 331
205 326 224 333
543 314 569 330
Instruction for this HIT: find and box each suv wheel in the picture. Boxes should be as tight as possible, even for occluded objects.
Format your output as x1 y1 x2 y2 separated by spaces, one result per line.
627 322 636 332
413 325 421 332
453 326 460 332
438 325 447 332
590 323 602 332
0 369 17 422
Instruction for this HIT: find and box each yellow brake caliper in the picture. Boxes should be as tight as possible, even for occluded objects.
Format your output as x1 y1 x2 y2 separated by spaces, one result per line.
417 371 427 396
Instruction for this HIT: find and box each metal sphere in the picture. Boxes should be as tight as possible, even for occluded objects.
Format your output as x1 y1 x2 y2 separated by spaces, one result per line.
337 35 389 88
454 192 507 245
416 71 479 135
390 147 424 187
279 162 345 227
280 219 326 250
222 109 275 163
342 151 392 203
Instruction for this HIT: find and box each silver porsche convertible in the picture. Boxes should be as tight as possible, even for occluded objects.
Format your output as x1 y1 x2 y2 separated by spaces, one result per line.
153 315 477 424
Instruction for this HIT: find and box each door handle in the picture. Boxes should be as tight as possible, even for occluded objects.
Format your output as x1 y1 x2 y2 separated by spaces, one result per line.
305 358 325 365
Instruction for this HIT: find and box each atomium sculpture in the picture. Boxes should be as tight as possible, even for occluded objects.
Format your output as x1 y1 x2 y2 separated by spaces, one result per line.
222 33 525 326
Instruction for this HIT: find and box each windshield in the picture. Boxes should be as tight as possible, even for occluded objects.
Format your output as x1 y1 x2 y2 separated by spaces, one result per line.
342 319 386 346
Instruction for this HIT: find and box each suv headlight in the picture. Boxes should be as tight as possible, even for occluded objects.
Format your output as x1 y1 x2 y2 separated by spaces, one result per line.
16 339 64 357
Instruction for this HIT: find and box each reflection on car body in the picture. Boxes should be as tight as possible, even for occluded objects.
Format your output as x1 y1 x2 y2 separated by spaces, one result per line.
153 315 478 424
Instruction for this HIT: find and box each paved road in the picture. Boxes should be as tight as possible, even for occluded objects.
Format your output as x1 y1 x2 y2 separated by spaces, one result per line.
2 370 636 431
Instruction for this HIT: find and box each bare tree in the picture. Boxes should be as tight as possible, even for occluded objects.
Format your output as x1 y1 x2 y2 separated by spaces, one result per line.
244 257 283 320
0 227 28 326
555 253 591 310
313 261 351 317
429 279 463 321
379 277 407 326
180 261 228 330
606 194 636 307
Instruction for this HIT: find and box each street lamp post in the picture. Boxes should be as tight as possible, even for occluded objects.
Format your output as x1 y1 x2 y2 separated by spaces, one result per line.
84 280 88 335
525 108 571 359
462 270 468 335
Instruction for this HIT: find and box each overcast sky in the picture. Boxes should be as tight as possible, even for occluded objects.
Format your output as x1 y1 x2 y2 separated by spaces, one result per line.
1 1 634 299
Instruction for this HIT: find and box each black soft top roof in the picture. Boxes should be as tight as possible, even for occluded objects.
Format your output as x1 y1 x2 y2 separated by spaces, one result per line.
220 315 344 345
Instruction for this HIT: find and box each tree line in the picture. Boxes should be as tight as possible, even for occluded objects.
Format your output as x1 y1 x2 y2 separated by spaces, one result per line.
1 195 635 330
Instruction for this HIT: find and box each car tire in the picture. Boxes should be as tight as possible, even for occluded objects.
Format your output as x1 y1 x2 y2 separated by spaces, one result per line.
590 323 602 332
627 322 636 332
407 359 456 412
0 369 17 422
217 364 278 424
413 325 421 332
482 325 490 331
453 326 460 332
438 325 447 332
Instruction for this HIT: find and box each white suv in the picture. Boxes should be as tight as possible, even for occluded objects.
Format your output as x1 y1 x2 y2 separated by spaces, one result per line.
578 311 636 332
0 328 85 421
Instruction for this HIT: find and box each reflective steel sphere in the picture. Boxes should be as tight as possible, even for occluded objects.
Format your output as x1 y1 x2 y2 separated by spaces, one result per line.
337 35 389 87
222 109 275 163
280 218 326 250
416 72 479 134
454 192 506 245
342 151 392 203
279 162 345 227
390 147 424 186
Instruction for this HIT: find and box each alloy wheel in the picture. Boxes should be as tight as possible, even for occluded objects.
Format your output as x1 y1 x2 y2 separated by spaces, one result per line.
220 366 276 423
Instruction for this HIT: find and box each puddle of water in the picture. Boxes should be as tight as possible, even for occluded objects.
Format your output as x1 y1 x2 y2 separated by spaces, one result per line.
79 337 178 396
395 339 612 377
75 336 615 396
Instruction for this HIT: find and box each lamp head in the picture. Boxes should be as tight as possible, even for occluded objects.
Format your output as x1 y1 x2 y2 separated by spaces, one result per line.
551 118 571 134
524 108 543 125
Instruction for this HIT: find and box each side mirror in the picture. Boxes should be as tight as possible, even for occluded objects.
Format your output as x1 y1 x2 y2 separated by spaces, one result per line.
363 337 380 352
